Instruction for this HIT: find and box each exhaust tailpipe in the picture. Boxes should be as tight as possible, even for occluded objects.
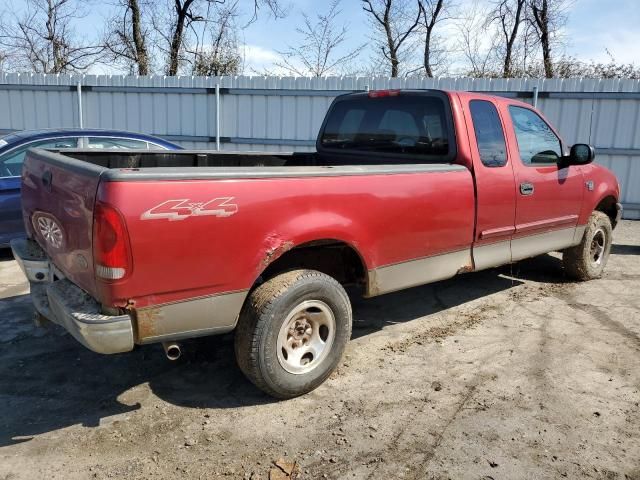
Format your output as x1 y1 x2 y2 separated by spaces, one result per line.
162 342 182 361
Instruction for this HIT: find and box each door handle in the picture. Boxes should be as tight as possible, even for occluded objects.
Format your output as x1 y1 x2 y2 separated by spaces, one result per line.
520 182 534 195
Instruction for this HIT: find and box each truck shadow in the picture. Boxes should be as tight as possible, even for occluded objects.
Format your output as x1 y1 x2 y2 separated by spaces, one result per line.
349 268 522 340
0 253 572 448
611 244 640 255
0 248 15 262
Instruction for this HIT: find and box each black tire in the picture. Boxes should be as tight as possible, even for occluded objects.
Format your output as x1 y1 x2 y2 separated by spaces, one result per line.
563 211 613 281
234 269 352 399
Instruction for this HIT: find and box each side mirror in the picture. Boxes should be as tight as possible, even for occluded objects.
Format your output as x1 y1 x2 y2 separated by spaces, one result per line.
565 144 595 166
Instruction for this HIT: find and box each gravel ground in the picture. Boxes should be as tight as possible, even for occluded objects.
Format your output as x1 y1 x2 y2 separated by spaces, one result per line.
0 221 639 480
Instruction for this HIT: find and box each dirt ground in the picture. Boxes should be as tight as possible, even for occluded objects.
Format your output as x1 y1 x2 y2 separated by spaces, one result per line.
1 221 639 480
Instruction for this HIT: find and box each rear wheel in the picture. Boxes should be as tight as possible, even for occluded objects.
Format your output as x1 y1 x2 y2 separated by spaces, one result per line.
563 211 612 280
234 270 352 399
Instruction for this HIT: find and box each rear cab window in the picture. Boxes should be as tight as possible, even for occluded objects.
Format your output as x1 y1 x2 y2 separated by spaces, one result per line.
319 91 456 163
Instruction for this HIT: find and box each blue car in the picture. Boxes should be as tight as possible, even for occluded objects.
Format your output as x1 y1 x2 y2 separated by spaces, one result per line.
0 129 182 247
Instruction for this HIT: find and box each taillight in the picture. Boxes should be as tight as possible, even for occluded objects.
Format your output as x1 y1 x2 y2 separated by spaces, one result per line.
93 202 132 281
368 89 401 98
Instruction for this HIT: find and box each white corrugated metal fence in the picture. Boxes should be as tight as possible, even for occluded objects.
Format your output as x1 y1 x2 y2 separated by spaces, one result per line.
0 73 638 218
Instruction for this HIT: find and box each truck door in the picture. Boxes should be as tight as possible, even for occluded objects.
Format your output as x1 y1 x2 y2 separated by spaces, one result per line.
464 98 516 270
505 105 584 260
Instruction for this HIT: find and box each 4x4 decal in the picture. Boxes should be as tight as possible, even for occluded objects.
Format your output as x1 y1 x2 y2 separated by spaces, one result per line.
141 198 238 221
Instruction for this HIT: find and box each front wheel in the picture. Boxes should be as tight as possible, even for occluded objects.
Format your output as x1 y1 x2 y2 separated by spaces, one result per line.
234 270 352 399
563 211 613 280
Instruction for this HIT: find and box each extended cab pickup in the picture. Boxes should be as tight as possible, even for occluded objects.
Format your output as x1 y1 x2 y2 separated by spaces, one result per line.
11 89 622 398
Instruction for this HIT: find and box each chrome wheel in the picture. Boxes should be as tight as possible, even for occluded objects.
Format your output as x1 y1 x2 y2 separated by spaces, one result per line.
276 300 336 375
590 228 606 265
37 216 64 249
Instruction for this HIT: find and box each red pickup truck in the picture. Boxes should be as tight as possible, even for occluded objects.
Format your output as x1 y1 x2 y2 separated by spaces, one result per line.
11 89 621 398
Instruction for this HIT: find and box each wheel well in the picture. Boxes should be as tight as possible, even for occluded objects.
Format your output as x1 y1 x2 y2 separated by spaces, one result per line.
259 240 367 293
595 196 618 227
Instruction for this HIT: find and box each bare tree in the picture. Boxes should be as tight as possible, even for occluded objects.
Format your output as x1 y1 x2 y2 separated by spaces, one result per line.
276 0 365 77
104 0 151 75
417 0 449 77
164 0 205 75
455 1 500 77
154 0 285 76
530 0 551 77
489 0 526 77
245 0 287 25
0 49 8 71
529 0 569 78
362 0 424 77
0 0 103 73
190 2 241 75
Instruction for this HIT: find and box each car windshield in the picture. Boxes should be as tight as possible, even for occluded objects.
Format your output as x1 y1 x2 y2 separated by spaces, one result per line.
1 132 58 149
320 95 451 159
0 133 21 148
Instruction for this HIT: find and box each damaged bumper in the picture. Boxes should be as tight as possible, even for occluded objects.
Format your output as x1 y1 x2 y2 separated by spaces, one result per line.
10 238 134 354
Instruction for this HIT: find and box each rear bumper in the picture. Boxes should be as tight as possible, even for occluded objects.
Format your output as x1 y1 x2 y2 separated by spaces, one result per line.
10 238 134 354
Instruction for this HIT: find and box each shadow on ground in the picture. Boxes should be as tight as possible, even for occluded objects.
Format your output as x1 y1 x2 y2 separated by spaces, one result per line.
0 249 15 262
0 253 576 447
611 244 640 256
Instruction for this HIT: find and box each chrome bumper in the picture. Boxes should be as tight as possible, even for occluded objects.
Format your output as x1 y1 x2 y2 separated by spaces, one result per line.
10 238 134 354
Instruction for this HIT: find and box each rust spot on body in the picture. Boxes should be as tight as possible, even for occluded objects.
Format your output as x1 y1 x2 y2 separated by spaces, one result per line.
262 240 295 267
456 264 473 274
135 307 161 339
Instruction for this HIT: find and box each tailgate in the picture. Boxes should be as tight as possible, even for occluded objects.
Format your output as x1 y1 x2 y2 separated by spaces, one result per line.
21 148 106 297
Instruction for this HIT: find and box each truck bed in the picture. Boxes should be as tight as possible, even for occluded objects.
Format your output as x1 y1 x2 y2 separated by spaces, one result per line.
21 147 474 320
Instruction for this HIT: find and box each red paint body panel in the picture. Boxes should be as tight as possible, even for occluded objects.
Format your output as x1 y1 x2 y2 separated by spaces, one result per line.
97 171 475 308
577 162 620 224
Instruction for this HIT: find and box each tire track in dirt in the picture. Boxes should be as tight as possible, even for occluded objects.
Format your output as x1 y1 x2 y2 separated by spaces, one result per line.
360 379 484 480
555 291 640 351
360 287 518 477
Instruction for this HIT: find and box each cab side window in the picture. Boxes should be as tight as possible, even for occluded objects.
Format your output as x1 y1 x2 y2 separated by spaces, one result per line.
469 100 507 167
508 106 562 165
0 138 78 177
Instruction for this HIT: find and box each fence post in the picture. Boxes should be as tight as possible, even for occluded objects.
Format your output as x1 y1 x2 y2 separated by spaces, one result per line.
532 86 539 108
215 83 220 151
76 81 84 128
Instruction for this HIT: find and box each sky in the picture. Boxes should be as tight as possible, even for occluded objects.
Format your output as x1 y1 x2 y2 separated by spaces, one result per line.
3 0 640 75
240 0 640 73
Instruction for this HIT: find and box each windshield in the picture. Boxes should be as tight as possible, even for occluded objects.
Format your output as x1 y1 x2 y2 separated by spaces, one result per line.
320 95 451 159
0 133 25 149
